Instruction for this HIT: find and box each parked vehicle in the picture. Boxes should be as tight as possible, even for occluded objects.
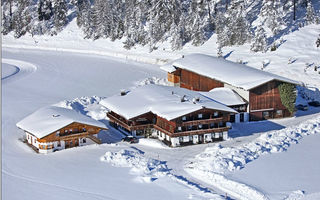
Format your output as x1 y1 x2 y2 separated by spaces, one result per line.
308 101 320 107
296 104 308 111
122 136 139 144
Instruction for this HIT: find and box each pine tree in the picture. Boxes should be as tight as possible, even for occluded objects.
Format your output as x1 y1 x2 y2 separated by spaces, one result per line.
250 26 267 52
54 0 68 32
316 34 320 48
2 0 14 35
260 0 284 35
12 0 32 38
305 2 316 25
75 0 91 28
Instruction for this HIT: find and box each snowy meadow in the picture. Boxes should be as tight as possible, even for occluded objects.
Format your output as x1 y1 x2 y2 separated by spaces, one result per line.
2 21 320 200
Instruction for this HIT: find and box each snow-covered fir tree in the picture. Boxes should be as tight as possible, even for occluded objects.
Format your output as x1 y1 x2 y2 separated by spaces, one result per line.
2 0 320 50
250 26 267 52
305 1 316 25
53 0 68 32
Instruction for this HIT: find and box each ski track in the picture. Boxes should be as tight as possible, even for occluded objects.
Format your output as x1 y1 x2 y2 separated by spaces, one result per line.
2 169 118 200
1 58 38 84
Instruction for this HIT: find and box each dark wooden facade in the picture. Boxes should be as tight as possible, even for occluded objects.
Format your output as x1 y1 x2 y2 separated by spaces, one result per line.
249 80 292 121
108 108 230 138
168 68 224 91
167 68 295 121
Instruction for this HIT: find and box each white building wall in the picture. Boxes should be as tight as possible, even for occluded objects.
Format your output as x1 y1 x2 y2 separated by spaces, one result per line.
204 134 212 142
183 136 189 142
223 131 228 140
192 135 198 144
244 112 249 122
235 114 240 123
171 137 179 147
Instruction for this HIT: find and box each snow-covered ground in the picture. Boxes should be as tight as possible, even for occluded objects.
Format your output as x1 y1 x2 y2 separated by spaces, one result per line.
2 21 320 200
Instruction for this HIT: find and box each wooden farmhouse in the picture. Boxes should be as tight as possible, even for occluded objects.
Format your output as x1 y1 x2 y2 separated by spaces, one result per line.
16 106 107 153
161 54 300 121
100 84 237 147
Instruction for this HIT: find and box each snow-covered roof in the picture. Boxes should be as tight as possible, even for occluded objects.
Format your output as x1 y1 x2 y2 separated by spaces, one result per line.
161 54 300 90
201 88 247 106
100 84 237 121
16 106 107 138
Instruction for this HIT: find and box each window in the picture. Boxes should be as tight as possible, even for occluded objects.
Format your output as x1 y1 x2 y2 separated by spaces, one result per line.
198 124 202 129
219 121 224 127
182 116 186 121
188 125 192 131
214 112 219 117
69 129 73 133
65 130 68 133
34 139 36 143
42 145 46 149
83 138 86 143
198 113 203 119
179 137 183 142
56 131 60 136
136 130 144 136
276 110 283 115
83 128 87 132
178 127 182 131
189 135 193 141
57 141 61 147
263 111 269 118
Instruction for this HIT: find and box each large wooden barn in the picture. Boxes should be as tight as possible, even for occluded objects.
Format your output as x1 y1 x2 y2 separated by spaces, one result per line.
16 106 107 153
161 54 300 121
100 84 237 147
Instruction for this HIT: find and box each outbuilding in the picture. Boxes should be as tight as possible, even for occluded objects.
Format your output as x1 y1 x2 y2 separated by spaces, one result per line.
16 106 107 153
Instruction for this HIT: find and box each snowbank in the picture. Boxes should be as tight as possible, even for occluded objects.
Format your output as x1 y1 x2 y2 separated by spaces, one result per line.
134 77 169 88
185 115 320 200
187 116 320 174
54 96 108 121
138 138 169 149
100 149 169 181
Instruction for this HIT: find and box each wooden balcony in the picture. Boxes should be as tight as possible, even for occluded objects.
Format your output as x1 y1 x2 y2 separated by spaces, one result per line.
59 131 93 140
181 117 223 126
108 112 153 131
173 127 229 137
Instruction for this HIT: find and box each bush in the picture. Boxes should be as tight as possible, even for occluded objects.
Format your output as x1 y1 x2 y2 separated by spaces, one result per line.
278 83 296 114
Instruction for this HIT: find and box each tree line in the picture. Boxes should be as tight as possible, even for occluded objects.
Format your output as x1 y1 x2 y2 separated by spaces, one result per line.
2 0 319 52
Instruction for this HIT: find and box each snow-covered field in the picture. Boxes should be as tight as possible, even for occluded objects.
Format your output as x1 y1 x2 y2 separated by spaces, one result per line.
2 22 320 200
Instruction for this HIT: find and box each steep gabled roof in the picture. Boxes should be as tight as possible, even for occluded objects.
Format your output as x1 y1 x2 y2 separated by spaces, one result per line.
201 87 247 107
100 84 237 121
16 106 107 138
161 54 300 90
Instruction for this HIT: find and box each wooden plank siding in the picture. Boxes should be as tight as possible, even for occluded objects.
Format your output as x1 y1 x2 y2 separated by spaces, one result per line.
37 122 105 143
249 80 292 121
170 68 224 91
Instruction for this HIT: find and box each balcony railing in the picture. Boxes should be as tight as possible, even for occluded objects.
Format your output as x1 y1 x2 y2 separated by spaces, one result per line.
181 117 223 126
173 127 229 137
59 131 91 139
